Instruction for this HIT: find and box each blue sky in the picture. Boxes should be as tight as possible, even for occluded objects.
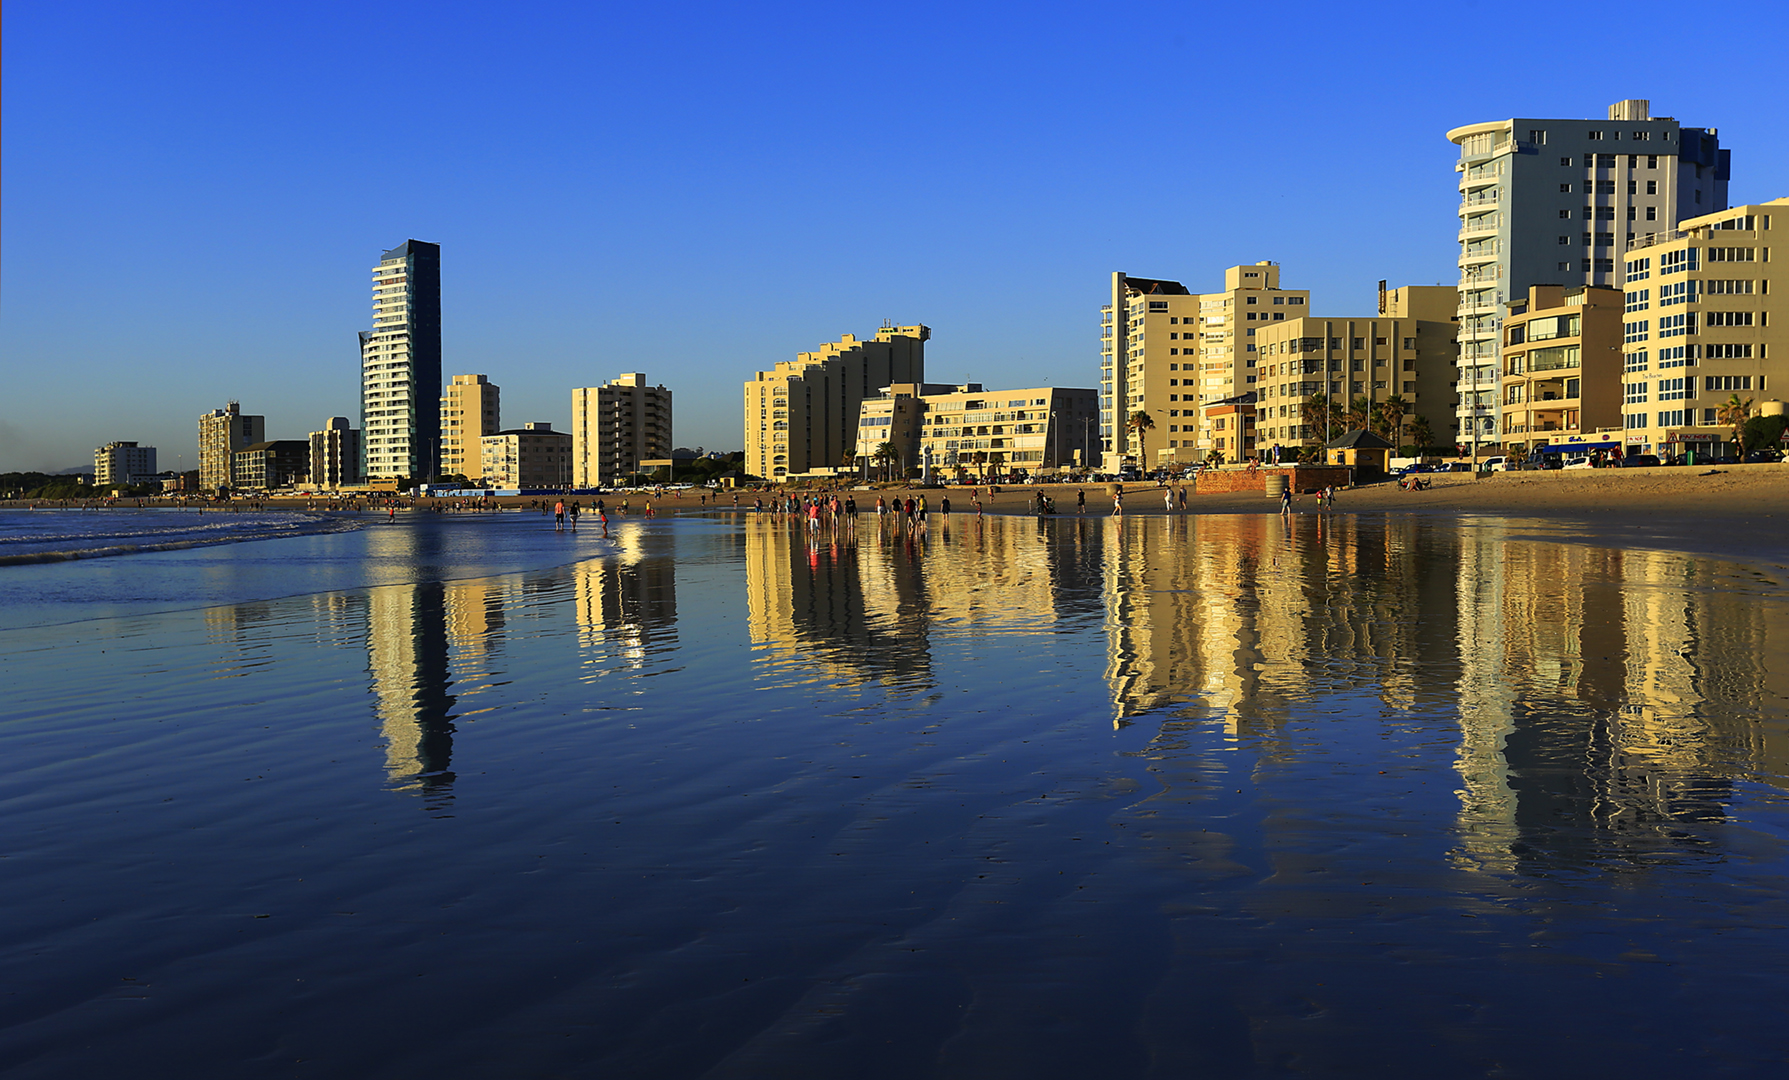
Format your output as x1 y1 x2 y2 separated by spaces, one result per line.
4 0 1785 472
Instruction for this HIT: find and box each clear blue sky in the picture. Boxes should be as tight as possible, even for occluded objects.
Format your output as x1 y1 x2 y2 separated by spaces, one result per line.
4 0 1785 472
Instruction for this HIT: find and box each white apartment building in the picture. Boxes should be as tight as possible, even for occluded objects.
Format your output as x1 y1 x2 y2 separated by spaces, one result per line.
93 441 157 486
359 240 442 480
572 373 672 488
1447 99 1729 450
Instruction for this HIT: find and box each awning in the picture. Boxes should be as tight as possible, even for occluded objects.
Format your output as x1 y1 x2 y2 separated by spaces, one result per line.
1534 440 1622 454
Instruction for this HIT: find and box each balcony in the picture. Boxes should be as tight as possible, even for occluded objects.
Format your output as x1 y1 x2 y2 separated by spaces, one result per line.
1458 215 1502 239
1460 190 1501 209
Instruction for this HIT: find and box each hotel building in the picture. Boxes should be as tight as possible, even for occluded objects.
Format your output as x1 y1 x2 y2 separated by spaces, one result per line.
853 383 1098 479
1251 285 1458 454
1447 100 1729 450
572 373 673 488
1102 264 1309 469
1620 201 1785 456
440 374 500 481
481 423 572 489
309 417 362 488
231 440 310 491
1496 285 1624 457
359 240 442 481
198 402 265 493
93 441 157 487
744 325 929 481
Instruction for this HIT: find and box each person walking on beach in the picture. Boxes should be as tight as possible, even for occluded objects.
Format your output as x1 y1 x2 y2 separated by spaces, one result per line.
1164 487 1174 513
1112 488 1123 516
1076 489 1085 514
1177 486 1188 511
1279 485 1292 515
554 499 566 531
940 495 950 517
568 501 579 530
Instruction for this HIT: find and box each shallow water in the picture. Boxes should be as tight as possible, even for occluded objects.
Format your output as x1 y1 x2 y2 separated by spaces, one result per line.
3 511 1788 1078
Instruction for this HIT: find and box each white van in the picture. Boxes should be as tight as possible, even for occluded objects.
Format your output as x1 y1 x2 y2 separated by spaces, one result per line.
1480 456 1511 472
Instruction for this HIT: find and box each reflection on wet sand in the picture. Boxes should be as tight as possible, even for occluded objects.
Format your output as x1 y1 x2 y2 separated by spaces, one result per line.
574 529 676 673
738 509 1788 876
363 527 457 797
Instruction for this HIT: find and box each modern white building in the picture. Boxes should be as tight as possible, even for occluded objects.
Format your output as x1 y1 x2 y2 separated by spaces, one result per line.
93 441 157 486
359 240 442 481
481 423 572 490
1447 100 1729 450
198 402 264 493
572 373 672 488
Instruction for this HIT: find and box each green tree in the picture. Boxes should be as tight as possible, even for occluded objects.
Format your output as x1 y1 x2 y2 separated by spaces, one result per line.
1717 394 1754 454
1301 393 1335 443
872 440 898 481
1378 395 1409 443
1409 414 1435 453
1345 395 1373 432
1743 413 1788 455
1127 410 1156 468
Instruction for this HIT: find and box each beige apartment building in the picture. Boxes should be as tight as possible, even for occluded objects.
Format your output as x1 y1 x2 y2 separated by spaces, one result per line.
198 402 265 493
481 423 572 489
1496 285 1623 457
1250 285 1458 456
853 383 1098 480
309 417 362 489
1621 200 1785 457
744 325 929 481
572 373 672 488
440 374 500 481
1102 264 1309 470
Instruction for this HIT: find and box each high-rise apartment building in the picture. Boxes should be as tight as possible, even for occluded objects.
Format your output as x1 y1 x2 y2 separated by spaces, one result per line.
198 402 265 493
231 441 310 491
1447 100 1728 449
309 417 362 488
1101 264 1308 469
744 325 929 481
853 383 1098 479
572 373 672 488
93 441 157 486
1251 285 1458 454
440 374 500 481
1621 201 1784 457
1497 285 1624 458
359 240 442 481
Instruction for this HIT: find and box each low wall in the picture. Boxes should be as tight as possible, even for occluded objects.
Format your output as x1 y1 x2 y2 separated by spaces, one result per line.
1195 465 1353 495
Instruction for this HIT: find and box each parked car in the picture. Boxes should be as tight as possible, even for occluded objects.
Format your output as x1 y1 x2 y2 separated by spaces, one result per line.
1617 454 1662 468
1744 448 1784 463
1562 456 1596 470
1479 456 1510 472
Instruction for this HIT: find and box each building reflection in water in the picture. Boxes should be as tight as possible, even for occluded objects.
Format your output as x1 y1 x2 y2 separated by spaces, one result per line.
362 526 457 800
1094 512 1787 875
574 529 677 674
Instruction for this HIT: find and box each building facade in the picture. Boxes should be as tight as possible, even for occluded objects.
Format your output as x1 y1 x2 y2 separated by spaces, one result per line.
309 417 363 488
1447 100 1729 450
744 325 929 481
359 240 443 481
1621 201 1784 457
231 440 310 491
1102 264 1310 469
854 383 1098 479
198 402 265 493
481 423 572 489
1497 285 1624 457
440 374 500 481
93 441 158 487
572 373 673 488
1250 285 1459 456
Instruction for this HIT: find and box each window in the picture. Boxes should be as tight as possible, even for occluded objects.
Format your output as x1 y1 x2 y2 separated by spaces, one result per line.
1530 129 1548 144
1560 183 1573 194
1658 345 1695 368
1659 249 1698 275
1560 156 1573 166
1404 338 1416 349
1588 131 1604 141
1704 344 1755 359
1657 410 1685 427
1559 209 1573 220
1624 320 1650 344
1705 311 1755 327
1626 413 1648 429
1246 296 1257 305
1598 180 1616 195
1646 206 1658 221
1705 279 1754 294
1558 261 1573 272
1625 350 1649 372
1559 235 1572 245
1659 280 1698 307
1707 247 1755 262
1599 153 1616 167
1625 289 1650 313
1273 296 1284 305
1625 257 1651 282
1658 313 1696 338
1658 377 1688 401
1596 259 1615 273
1351 338 1364 349
1289 297 1304 305
1706 375 1754 391
1628 180 1638 195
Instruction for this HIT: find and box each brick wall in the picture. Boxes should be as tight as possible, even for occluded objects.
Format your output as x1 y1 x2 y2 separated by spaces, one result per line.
1195 466 1353 495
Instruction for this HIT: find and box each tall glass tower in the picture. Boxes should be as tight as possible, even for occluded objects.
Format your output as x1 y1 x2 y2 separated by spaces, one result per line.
359 240 442 480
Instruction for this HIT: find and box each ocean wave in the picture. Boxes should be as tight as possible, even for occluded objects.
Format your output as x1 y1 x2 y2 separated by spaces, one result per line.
0 514 364 566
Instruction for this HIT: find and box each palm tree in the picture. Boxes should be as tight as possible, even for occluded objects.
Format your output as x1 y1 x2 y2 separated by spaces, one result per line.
872 440 898 481
1127 410 1156 468
1379 395 1409 446
1301 393 1335 443
1345 395 1373 432
1717 393 1754 454
1409 414 1435 454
